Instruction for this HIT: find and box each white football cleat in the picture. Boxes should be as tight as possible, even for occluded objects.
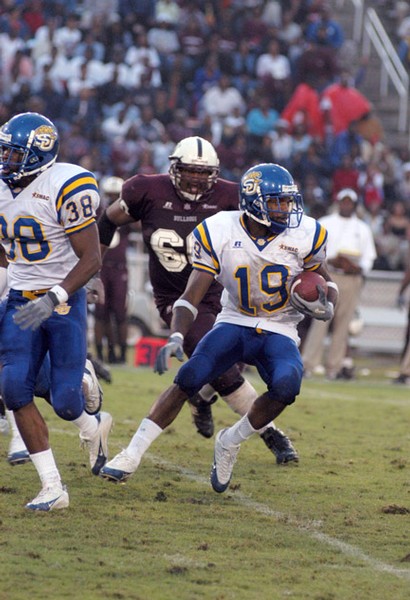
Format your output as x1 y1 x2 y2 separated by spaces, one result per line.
99 449 140 483
7 432 30 465
80 411 113 475
210 428 240 493
82 359 103 415
26 484 69 511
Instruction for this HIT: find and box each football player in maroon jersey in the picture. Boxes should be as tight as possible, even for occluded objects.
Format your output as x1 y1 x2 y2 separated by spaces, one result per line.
94 176 129 365
98 137 298 464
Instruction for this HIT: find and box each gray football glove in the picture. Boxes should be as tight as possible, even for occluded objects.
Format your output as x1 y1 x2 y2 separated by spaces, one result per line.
86 276 105 304
13 291 59 331
154 333 184 375
290 285 334 321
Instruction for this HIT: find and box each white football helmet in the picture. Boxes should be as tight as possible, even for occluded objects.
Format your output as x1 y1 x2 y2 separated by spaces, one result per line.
169 136 220 202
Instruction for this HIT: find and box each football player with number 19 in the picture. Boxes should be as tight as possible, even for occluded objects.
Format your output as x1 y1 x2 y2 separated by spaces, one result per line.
100 163 338 488
98 136 298 470
0 112 113 511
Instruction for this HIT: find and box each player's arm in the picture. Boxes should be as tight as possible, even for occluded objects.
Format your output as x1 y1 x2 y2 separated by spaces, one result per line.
62 222 102 294
171 269 215 337
98 199 135 258
154 269 214 375
13 224 102 331
0 244 8 296
314 263 339 308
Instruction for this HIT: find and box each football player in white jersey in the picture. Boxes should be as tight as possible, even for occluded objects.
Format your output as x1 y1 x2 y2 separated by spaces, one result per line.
0 112 112 511
100 163 338 489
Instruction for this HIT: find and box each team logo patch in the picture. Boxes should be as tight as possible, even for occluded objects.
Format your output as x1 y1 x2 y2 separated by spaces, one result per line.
54 303 71 315
33 125 58 151
242 170 262 195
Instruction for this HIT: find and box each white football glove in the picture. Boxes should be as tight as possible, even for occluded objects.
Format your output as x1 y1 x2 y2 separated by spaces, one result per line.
290 285 334 321
154 333 184 375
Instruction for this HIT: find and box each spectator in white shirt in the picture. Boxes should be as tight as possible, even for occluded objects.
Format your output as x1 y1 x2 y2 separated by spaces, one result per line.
255 38 291 110
199 73 246 121
302 188 377 380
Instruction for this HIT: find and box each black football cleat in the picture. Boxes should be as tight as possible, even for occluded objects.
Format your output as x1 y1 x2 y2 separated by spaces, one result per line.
188 393 217 438
260 427 299 465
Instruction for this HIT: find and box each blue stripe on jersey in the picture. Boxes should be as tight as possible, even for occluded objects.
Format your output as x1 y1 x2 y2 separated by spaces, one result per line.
304 222 327 264
193 221 220 273
56 171 98 220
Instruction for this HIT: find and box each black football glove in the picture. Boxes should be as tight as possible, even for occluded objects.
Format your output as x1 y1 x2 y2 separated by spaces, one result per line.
13 291 59 331
154 333 184 375
290 285 334 321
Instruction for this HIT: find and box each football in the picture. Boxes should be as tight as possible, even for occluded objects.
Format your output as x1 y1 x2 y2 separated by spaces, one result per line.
290 271 328 302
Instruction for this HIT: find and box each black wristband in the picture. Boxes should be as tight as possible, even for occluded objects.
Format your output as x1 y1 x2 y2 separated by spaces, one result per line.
98 211 117 246
47 291 60 307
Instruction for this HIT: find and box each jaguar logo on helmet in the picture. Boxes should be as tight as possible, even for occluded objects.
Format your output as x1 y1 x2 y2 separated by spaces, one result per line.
242 170 262 195
33 125 58 152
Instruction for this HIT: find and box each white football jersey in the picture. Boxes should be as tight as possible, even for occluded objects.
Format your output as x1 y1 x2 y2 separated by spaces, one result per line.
192 211 328 343
0 163 100 290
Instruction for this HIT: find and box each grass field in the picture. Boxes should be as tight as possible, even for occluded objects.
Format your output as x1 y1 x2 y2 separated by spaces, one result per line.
1 356 410 600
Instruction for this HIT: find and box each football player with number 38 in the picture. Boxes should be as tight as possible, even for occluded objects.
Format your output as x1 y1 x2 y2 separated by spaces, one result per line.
100 163 338 489
97 136 299 471
0 112 113 511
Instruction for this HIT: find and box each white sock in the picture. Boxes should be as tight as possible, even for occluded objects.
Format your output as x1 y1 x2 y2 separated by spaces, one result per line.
30 448 62 487
126 418 163 461
72 412 99 440
6 409 22 438
222 415 258 446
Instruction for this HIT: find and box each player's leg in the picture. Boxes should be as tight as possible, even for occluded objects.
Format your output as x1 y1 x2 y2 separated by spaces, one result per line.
0 291 68 510
160 303 218 438
46 289 112 476
110 264 128 364
211 331 303 493
0 369 30 463
5 407 30 465
94 292 109 363
100 324 241 483
210 365 298 464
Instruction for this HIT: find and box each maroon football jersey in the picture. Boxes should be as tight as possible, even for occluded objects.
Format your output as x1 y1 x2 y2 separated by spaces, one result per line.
121 174 239 310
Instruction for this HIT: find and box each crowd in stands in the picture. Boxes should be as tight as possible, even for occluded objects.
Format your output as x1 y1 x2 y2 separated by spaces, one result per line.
3 0 410 270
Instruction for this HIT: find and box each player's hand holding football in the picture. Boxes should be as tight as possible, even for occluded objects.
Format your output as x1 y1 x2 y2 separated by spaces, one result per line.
154 333 185 375
13 291 60 331
290 285 334 321
86 276 105 304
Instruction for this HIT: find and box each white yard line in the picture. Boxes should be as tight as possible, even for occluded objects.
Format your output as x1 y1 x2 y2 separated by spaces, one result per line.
150 455 410 582
50 425 410 582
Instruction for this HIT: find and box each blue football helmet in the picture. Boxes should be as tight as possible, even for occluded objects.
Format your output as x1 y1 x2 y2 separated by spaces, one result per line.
239 163 304 234
0 112 59 183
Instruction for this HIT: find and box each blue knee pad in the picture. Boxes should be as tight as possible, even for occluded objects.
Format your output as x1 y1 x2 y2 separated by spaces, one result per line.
266 365 303 405
174 354 217 397
51 382 83 421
